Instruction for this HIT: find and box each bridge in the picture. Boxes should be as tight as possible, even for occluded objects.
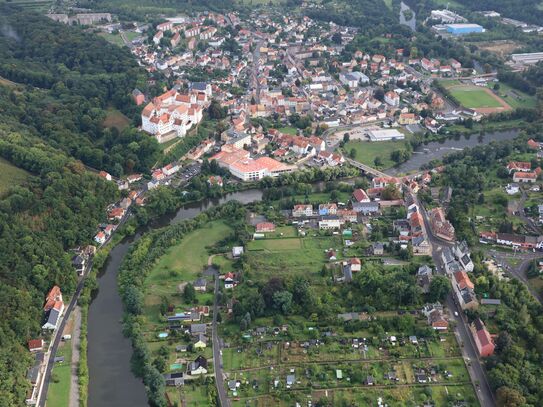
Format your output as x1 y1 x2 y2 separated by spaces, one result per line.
345 157 423 181
345 158 390 178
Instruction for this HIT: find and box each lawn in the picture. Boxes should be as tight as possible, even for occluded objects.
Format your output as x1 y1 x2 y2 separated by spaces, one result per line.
344 133 412 170
248 237 302 251
0 157 30 196
245 234 343 279
449 86 502 109
276 126 298 135
102 108 130 132
46 342 72 407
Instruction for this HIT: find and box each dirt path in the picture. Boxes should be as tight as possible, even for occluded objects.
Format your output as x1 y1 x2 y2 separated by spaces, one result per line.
207 254 217 266
68 306 82 407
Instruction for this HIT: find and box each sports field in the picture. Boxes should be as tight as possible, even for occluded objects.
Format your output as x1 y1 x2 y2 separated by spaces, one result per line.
440 80 511 114
449 86 502 109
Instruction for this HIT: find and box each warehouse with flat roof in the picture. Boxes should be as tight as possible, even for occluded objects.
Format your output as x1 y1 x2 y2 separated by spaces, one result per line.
446 24 484 36
367 129 405 142
511 52 543 65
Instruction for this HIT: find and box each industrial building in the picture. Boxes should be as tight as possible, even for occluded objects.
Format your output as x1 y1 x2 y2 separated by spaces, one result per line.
430 9 466 24
511 52 543 65
446 24 484 36
367 129 405 142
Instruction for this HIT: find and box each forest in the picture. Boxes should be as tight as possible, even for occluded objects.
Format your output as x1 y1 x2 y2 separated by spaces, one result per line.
0 6 159 405
0 6 160 176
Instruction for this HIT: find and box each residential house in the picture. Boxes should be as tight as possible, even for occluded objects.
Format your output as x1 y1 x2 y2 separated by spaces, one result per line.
417 265 433 293
352 188 370 203
371 242 384 256
318 203 338 215
429 207 455 241
28 339 44 353
163 372 184 386
193 333 208 349
292 204 313 217
453 271 478 310
193 278 207 292
352 201 379 215
224 272 236 289
513 171 538 183
471 318 495 357
232 246 244 258
256 222 275 233
188 355 208 375
319 216 343 230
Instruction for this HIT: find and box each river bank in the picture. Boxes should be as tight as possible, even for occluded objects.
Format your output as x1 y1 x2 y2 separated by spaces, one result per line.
86 190 263 407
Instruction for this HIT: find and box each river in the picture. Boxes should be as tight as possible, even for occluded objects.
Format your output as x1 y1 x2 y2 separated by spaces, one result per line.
87 189 263 407
386 129 520 175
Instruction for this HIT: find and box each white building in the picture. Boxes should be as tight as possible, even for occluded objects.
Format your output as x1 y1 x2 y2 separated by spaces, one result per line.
368 129 405 141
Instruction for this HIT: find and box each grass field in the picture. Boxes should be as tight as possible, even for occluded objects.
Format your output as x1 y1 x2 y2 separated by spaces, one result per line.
276 126 298 135
0 76 17 88
98 32 125 47
246 234 343 279
46 342 72 407
103 108 130 132
343 133 412 170
449 86 503 109
0 158 30 196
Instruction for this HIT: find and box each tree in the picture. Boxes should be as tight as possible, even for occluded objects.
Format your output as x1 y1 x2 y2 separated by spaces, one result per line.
331 32 342 44
349 148 357 159
374 156 383 167
496 386 526 407
428 275 450 302
183 283 196 303
273 291 293 314
343 133 350 143
208 100 226 120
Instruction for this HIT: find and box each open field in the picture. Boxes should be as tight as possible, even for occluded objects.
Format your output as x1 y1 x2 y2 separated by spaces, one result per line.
98 32 125 47
0 158 30 196
343 134 412 170
246 234 344 278
102 108 130 132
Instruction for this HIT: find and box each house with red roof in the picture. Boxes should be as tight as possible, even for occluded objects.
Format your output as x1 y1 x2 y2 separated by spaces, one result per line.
513 171 538 183
507 161 531 173
256 222 275 233
471 318 495 357
352 188 370 203
28 338 44 353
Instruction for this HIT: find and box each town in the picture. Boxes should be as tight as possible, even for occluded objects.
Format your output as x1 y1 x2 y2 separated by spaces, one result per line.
3 1 543 407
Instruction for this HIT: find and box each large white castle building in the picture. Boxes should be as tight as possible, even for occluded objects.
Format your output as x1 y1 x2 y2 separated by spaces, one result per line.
141 86 210 143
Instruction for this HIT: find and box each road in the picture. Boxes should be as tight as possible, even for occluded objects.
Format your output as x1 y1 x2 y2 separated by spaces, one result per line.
212 268 229 407
37 257 94 407
416 198 496 407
